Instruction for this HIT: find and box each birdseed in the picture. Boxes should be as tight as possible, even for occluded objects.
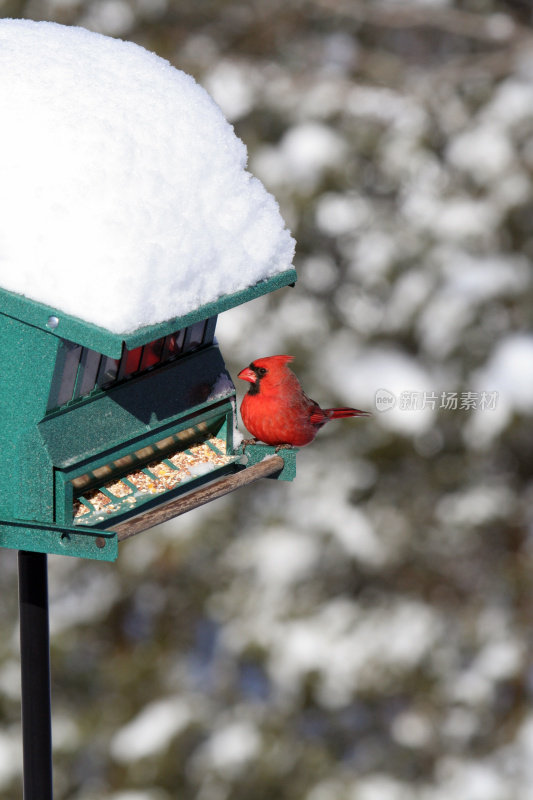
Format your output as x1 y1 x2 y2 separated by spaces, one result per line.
147 460 185 490
73 436 234 519
127 471 165 494
106 479 133 497
84 489 112 511
73 500 90 517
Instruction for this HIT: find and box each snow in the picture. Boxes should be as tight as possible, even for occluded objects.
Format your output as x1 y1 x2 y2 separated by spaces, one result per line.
473 638 524 682
0 730 21 790
267 598 442 706
349 775 413 800
291 478 385 566
0 20 294 334
484 78 533 125
51 714 80 752
108 793 167 800
413 251 528 358
315 192 370 236
252 122 347 190
439 253 529 302
229 526 321 586
194 719 261 774
475 334 533 414
350 231 398 282
465 334 533 445
204 60 255 121
232 426 244 449
346 86 427 133
446 124 514 184
49 567 120 634
428 758 509 800
391 711 433 748
111 696 193 762
404 193 498 243
441 708 479 743
189 462 215 477
307 779 347 800
0 659 21 701
322 340 437 433
385 269 434 331
301 254 338 293
80 0 135 36
436 485 514 527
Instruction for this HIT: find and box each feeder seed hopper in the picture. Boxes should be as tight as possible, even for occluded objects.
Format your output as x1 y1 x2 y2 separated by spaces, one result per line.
0 273 297 563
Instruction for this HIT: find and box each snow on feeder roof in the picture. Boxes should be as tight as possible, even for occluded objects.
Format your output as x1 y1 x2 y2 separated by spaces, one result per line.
0 19 295 345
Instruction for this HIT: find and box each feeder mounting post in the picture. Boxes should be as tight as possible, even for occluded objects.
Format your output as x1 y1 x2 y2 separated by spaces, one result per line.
18 550 53 800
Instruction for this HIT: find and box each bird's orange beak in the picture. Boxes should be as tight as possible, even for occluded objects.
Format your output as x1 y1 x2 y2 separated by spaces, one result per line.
238 367 256 384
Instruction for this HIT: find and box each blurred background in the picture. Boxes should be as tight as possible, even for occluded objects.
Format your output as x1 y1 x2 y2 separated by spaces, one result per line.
1 1 533 798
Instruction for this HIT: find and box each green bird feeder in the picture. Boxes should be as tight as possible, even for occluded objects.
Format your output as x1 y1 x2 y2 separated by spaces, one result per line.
1 19 300 800
0 272 297 564
4 273 298 800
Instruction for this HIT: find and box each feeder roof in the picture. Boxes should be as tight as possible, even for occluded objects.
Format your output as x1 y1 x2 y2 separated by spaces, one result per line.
0 19 295 345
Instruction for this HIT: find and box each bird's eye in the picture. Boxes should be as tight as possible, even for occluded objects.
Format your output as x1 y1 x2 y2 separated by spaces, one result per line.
256 366 267 377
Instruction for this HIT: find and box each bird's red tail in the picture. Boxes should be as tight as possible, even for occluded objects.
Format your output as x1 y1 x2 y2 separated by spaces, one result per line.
325 407 372 419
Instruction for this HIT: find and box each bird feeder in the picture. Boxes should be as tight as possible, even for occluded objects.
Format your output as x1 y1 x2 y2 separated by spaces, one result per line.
0 273 296 564
0 19 299 565
1 19 299 799
2 277 299 800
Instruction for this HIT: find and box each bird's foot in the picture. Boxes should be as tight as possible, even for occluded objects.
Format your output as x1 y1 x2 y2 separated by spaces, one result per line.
275 443 294 452
241 438 259 449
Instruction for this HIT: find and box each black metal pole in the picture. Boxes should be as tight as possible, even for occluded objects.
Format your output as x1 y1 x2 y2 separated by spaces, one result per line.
18 550 53 800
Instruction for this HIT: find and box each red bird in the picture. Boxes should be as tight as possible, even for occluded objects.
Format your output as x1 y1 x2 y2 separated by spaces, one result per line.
238 355 370 447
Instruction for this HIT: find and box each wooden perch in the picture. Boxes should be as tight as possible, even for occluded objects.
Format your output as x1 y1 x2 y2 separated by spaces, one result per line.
114 455 285 542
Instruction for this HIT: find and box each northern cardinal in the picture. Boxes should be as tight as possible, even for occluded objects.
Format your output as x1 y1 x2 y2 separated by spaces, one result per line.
238 355 370 447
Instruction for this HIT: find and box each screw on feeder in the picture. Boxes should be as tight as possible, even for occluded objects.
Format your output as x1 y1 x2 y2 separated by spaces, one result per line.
46 315 59 329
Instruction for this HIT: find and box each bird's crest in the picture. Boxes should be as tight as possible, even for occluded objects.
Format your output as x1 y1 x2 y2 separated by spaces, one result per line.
253 354 294 370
